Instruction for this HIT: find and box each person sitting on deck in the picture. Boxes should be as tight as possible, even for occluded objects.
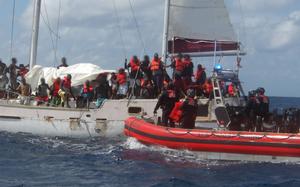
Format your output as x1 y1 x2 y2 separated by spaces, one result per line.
154 82 179 127
36 78 50 105
50 77 61 106
16 77 31 105
228 83 238 97
59 74 74 108
202 79 213 98
116 68 128 99
140 78 154 99
80 80 94 108
57 57 68 69
180 89 198 129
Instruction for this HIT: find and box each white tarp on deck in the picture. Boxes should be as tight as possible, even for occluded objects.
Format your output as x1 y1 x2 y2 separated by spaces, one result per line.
25 63 115 90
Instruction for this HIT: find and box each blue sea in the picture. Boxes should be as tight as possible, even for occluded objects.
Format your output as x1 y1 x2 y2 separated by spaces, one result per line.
1 97 300 187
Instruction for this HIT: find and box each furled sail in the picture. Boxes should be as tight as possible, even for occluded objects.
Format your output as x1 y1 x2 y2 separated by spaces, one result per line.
167 0 240 56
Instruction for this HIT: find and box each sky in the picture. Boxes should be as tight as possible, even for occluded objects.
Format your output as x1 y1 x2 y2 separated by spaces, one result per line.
0 0 299 97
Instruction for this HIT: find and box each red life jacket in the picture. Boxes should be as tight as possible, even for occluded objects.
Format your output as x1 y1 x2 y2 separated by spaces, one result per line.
228 84 235 96
130 58 140 71
175 58 184 72
83 84 93 93
183 59 192 68
117 72 127 85
150 59 161 71
63 76 71 89
169 101 183 123
203 81 213 94
53 81 60 96
19 68 29 77
195 69 204 81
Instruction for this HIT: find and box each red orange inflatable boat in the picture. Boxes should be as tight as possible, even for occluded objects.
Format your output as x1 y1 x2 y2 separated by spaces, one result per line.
124 117 300 160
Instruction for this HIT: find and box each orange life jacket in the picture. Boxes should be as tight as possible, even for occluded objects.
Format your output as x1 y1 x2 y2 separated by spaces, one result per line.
130 58 140 71
150 59 161 71
117 72 127 85
83 84 93 93
63 76 71 89
183 59 192 68
203 81 213 94
175 58 184 72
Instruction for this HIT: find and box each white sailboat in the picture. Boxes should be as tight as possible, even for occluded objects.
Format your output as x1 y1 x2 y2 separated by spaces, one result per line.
0 0 246 138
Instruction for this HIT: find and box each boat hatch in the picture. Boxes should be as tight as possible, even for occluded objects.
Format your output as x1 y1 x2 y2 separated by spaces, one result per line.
128 107 142 114
197 105 209 117
0 116 21 120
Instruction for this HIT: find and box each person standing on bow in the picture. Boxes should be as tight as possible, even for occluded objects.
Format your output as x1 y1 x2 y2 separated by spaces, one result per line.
150 53 163 97
180 89 198 129
16 77 31 105
59 74 74 108
50 77 61 106
81 80 94 108
116 68 128 99
171 53 184 78
8 57 20 91
154 82 179 127
127 55 141 97
36 78 50 105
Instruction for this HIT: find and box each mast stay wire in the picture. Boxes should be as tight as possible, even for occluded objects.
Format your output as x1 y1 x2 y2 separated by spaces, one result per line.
112 0 127 61
10 0 16 59
54 0 62 66
128 0 147 57
41 0 61 66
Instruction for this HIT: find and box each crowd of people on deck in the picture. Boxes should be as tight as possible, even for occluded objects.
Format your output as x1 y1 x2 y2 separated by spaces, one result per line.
0 54 248 130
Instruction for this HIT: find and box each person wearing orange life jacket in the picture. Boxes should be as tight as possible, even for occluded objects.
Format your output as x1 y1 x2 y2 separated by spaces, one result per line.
128 55 141 79
80 80 94 108
150 53 164 96
116 68 128 99
154 82 179 127
195 64 206 85
180 89 198 129
202 79 213 98
127 56 141 97
171 53 184 78
50 77 61 106
59 74 75 108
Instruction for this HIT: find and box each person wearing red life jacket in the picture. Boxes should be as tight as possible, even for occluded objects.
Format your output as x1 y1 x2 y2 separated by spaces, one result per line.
18 64 29 78
180 89 198 129
150 53 163 96
50 77 61 106
228 83 236 97
116 68 128 99
154 82 179 127
59 74 74 108
80 80 94 108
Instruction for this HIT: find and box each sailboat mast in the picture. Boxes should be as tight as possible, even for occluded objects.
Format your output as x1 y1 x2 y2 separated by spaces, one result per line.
162 0 170 64
29 0 41 70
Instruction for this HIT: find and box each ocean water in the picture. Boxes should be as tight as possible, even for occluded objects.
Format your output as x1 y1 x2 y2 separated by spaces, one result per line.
1 97 300 187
